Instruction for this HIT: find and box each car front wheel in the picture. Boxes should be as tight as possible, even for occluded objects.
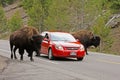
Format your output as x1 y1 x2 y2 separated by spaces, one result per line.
48 49 54 60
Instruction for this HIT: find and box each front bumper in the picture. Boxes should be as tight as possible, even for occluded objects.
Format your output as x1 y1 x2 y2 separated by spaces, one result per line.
53 49 85 58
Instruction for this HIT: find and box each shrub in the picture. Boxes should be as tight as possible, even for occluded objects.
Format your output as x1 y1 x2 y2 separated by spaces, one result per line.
7 11 23 32
91 16 113 52
0 5 7 33
0 0 15 6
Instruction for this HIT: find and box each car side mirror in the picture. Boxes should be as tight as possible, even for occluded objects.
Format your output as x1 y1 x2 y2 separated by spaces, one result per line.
76 39 80 42
44 38 49 42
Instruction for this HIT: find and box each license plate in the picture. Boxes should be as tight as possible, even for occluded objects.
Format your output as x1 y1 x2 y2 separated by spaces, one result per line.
70 52 76 56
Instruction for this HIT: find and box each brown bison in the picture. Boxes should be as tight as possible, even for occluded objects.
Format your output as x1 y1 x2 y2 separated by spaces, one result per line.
9 26 43 61
71 30 100 55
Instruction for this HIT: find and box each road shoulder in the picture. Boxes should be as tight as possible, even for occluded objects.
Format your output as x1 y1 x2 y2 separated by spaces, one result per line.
0 55 9 73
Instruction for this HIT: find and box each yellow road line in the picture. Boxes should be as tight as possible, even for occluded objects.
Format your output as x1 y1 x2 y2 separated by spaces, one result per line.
97 59 120 65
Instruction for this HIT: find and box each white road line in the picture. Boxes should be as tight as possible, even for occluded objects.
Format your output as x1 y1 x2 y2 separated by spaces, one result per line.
38 58 58 64
0 48 10 53
0 48 58 65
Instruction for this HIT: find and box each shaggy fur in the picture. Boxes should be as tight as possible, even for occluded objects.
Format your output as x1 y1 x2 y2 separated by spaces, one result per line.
71 30 100 55
9 26 43 61
19 25 39 38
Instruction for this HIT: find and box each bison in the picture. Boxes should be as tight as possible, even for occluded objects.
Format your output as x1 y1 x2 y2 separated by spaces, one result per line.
71 30 100 55
9 26 43 61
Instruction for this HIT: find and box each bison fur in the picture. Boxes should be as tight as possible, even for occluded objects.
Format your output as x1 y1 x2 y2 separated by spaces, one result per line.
9 26 43 61
71 30 100 55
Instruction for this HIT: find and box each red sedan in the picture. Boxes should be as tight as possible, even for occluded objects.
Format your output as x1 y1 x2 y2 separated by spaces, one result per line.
40 31 85 61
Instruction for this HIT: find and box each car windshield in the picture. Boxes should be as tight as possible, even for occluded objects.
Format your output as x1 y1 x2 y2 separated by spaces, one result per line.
50 32 76 42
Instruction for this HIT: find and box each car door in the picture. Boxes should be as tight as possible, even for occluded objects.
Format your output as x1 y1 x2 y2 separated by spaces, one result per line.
41 32 50 54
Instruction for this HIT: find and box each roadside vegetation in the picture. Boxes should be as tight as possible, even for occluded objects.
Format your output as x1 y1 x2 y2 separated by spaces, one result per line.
0 0 120 55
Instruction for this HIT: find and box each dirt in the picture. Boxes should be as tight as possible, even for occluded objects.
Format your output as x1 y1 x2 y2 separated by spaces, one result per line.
3 0 28 24
109 26 120 55
0 55 9 73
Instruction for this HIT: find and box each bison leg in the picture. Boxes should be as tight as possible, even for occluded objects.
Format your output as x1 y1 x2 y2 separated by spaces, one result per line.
31 56 34 61
10 43 13 59
26 49 34 61
30 52 34 61
11 53 13 59
29 52 34 61
83 45 88 55
35 49 40 57
27 50 31 57
13 46 17 59
19 48 24 61
85 48 88 55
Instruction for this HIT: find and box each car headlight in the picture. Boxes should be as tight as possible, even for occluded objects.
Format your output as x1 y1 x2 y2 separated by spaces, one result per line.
55 44 64 50
79 44 85 51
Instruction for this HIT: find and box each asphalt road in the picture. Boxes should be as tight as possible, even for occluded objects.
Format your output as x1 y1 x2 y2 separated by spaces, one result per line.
0 40 120 80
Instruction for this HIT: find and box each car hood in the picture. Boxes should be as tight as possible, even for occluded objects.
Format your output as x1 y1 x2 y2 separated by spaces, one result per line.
53 41 81 47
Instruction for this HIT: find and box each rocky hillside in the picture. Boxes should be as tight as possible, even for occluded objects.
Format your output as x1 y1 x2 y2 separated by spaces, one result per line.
104 14 120 54
109 25 120 55
3 0 28 24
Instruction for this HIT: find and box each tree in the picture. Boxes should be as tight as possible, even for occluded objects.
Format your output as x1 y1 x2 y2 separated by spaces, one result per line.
0 5 7 33
65 0 83 31
44 0 70 31
91 16 113 52
27 0 45 32
21 0 33 10
22 0 51 32
0 0 15 6
111 0 120 12
7 11 23 32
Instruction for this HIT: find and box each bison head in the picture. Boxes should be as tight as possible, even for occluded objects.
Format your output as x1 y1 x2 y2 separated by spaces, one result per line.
30 35 43 48
30 35 43 56
90 35 100 47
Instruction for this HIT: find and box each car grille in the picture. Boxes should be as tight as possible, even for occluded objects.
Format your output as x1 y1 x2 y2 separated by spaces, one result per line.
66 47 79 50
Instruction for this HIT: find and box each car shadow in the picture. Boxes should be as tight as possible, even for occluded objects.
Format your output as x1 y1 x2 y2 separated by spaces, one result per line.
36 55 78 61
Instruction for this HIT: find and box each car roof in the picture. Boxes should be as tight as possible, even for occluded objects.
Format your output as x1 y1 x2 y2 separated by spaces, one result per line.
41 31 72 37
42 31 69 34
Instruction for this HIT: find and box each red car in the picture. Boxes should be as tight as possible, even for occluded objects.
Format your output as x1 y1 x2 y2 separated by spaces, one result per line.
40 31 85 61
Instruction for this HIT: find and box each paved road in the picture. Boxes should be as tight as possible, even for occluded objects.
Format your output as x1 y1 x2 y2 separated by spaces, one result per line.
0 40 120 80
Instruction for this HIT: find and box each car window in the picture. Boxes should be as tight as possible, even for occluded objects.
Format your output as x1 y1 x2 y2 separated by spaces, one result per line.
44 33 49 39
51 33 76 42
41 32 49 38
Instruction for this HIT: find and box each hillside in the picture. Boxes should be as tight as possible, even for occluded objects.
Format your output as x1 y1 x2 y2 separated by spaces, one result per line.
109 26 120 55
1 0 120 55
3 0 28 24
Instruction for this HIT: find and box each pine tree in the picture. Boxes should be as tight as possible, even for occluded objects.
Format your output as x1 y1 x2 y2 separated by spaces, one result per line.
7 11 23 32
0 5 7 33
